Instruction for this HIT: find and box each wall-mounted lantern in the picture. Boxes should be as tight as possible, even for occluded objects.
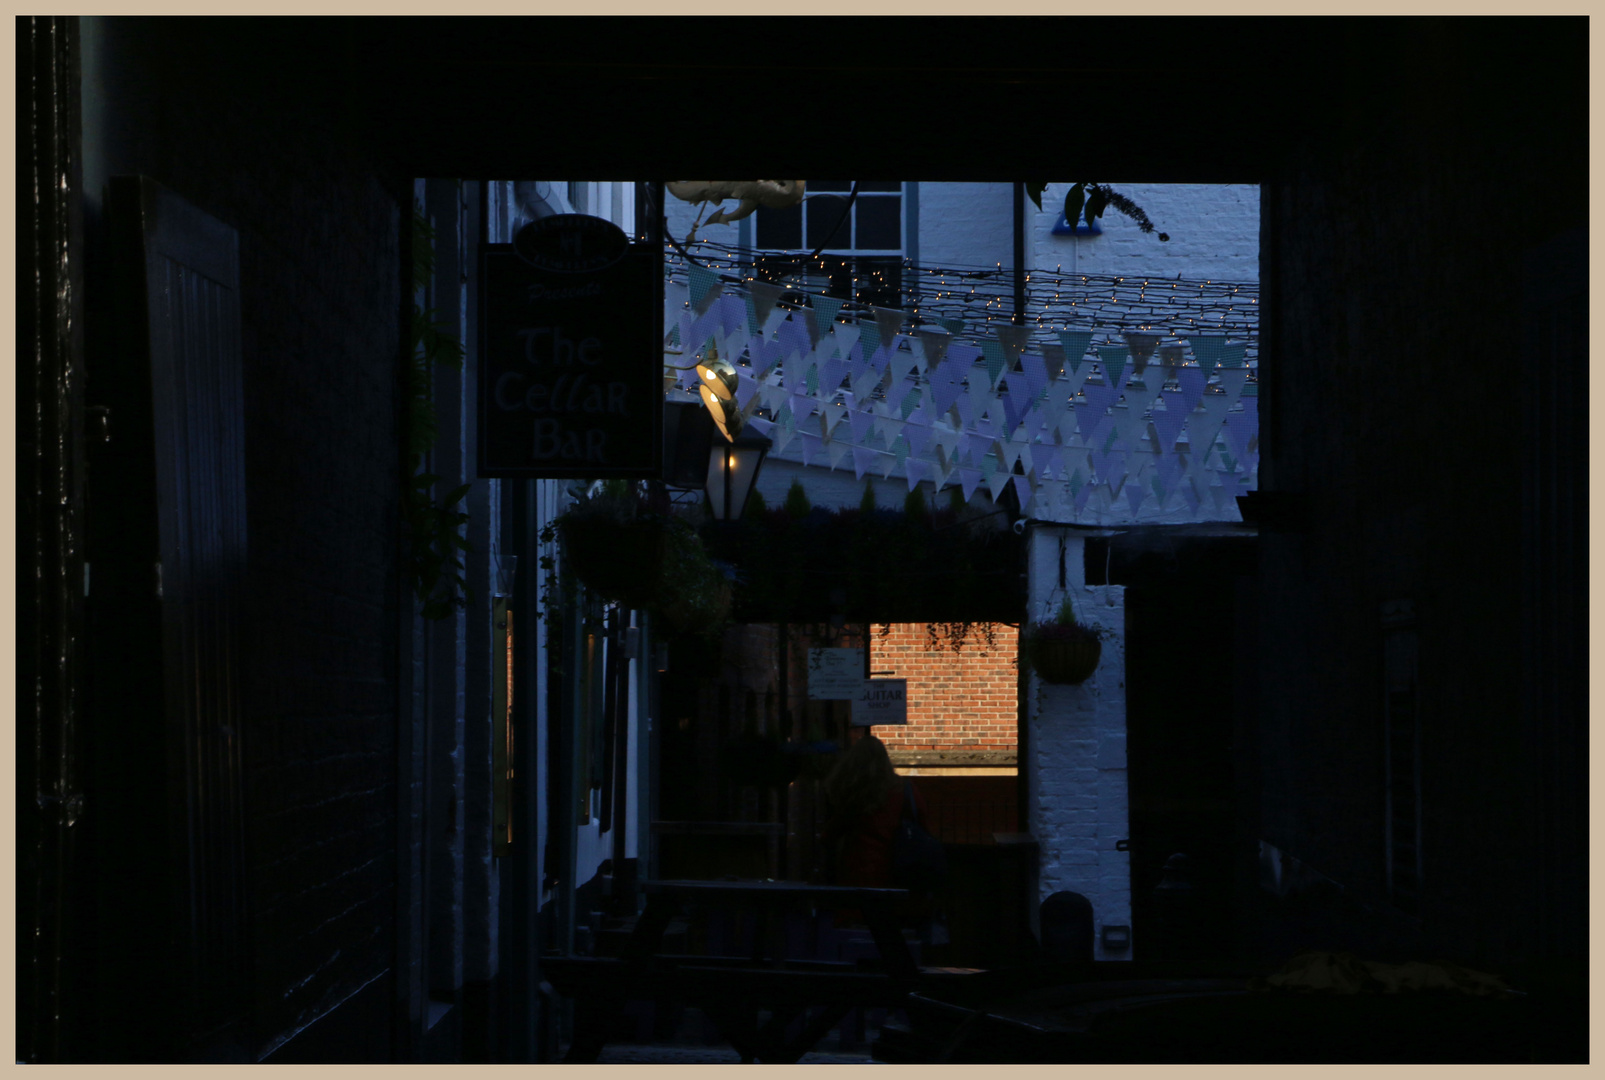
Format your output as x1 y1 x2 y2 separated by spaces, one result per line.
707 430 771 522
665 344 771 519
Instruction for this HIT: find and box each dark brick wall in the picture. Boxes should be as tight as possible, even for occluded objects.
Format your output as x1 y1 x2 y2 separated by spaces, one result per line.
1257 22 1585 973
80 18 405 1060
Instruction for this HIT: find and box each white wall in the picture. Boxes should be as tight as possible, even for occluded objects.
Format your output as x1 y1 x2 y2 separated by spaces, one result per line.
1025 527 1132 961
1029 182 1260 284
916 182 1015 272
662 180 1258 282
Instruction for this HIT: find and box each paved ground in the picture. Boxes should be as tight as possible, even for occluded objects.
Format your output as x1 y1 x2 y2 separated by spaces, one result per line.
593 1043 878 1064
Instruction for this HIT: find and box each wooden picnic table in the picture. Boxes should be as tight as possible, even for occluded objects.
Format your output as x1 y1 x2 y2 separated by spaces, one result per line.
543 878 980 1063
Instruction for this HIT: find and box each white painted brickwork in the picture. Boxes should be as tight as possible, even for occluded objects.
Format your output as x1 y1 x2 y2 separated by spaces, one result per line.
915 181 1014 271
1029 182 1260 284
1025 528 1132 961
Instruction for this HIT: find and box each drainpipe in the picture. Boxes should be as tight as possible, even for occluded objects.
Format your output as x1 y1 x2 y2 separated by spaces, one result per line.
1013 181 1026 325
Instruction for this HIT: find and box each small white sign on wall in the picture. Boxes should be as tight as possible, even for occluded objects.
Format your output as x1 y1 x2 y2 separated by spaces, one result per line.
806 648 864 700
852 679 908 727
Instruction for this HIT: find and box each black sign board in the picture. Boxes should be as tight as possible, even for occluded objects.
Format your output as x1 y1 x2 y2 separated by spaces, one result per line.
478 214 661 478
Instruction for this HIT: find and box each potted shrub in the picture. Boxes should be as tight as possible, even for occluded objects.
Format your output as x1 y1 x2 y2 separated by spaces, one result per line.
553 481 666 609
1024 596 1108 685
543 480 734 642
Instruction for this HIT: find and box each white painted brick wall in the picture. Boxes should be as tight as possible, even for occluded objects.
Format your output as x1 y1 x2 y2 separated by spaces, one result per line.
659 180 1257 291
1030 182 1260 284
1026 527 1132 961
916 182 1015 271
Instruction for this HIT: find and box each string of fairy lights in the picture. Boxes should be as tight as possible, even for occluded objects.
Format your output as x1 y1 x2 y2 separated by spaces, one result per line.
664 238 1259 370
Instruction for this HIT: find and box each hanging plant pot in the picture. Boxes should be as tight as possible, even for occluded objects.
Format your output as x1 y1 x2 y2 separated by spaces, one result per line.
1031 635 1103 685
559 515 665 609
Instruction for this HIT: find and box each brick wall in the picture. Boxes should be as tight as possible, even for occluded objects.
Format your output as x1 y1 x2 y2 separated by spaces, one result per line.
867 623 1018 759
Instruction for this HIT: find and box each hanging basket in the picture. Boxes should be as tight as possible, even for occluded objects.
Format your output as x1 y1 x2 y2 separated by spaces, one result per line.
1031 635 1102 685
559 515 666 609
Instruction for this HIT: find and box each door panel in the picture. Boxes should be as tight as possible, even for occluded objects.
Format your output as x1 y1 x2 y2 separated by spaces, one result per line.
111 175 252 1051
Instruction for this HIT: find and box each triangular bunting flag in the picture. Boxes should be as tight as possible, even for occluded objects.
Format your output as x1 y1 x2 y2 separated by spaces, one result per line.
902 419 933 458
1224 400 1258 464
810 294 844 339
873 307 906 352
851 445 879 481
1012 474 1033 510
1187 335 1227 374
890 348 917 388
1123 332 1160 375
915 329 951 374
831 322 860 363
1096 345 1131 392
858 321 881 363
995 324 1031 368
1175 365 1207 413
980 339 1008 388
688 264 723 314
1215 366 1250 400
1150 392 1192 454
985 463 1012 500
1020 351 1050 397
748 281 787 332
1057 329 1094 372
957 467 982 503
1034 443 1063 481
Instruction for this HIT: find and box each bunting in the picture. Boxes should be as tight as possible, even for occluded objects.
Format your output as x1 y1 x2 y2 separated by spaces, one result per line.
663 274 1258 524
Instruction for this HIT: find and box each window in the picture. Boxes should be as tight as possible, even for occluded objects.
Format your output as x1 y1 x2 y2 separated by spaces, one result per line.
754 180 903 310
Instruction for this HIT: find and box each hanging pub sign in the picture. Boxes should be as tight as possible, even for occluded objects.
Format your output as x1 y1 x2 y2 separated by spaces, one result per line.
478 214 661 478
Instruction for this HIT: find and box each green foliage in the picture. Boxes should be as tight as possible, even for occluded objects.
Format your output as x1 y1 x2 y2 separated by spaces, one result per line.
1064 182 1086 232
539 483 733 645
1024 181 1169 242
858 478 877 515
1083 184 1109 229
698 501 1023 651
784 479 812 518
1056 595 1080 626
745 487 768 517
902 485 928 522
403 205 473 620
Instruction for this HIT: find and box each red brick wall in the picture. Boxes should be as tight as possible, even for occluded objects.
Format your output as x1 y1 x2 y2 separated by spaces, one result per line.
868 623 1019 755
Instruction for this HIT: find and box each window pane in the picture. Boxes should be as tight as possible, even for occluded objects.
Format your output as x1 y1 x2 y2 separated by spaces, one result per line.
809 180 852 192
808 198 851 249
755 204 801 249
855 196 902 250
819 254 854 303
854 256 902 310
856 180 901 193
753 254 802 287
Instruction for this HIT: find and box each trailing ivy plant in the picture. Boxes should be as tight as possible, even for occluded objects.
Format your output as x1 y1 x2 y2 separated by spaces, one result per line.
404 206 472 620
1024 182 1169 242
